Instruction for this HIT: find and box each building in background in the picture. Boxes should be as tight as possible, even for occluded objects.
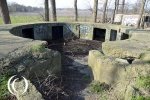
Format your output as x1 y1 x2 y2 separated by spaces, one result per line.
114 14 150 28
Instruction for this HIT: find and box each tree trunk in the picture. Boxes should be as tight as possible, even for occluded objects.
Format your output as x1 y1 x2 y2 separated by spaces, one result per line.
102 0 108 23
120 0 125 24
74 0 78 21
137 0 146 28
0 0 11 24
93 0 98 23
50 0 57 21
121 0 125 14
112 0 118 23
44 0 49 21
116 0 119 13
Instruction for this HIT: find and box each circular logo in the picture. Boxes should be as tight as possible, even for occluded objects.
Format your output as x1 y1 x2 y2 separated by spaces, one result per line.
7 75 28 95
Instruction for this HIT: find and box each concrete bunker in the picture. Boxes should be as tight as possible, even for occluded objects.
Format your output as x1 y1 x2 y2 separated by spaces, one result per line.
110 29 117 41
52 26 63 40
93 28 106 42
22 28 34 39
5 22 148 100
10 23 128 42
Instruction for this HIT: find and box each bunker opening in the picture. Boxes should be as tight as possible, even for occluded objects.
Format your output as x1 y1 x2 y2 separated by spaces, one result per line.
52 26 63 40
93 28 106 42
123 57 135 64
110 29 117 41
121 33 129 40
22 28 34 39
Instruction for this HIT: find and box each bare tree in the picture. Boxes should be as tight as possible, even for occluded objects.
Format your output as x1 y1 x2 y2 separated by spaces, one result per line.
74 0 78 21
112 0 119 23
121 0 125 14
119 0 125 24
86 1 93 14
137 0 146 28
102 0 108 23
44 0 49 21
116 0 120 14
93 0 98 22
50 0 57 21
0 0 11 24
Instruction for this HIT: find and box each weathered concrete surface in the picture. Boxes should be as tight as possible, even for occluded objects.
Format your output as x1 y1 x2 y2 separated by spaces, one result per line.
102 31 150 58
0 31 34 59
10 22 133 42
140 51 150 62
0 24 62 100
88 50 126 84
88 50 150 100
15 79 44 100
0 40 61 78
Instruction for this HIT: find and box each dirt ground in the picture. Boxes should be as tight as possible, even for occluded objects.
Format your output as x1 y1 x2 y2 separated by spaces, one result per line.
44 39 103 100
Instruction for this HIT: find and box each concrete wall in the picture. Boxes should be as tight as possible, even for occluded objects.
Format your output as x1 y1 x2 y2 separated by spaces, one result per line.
10 23 74 41
9 22 134 42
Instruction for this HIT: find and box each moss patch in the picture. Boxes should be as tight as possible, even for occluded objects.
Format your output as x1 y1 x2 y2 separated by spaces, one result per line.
31 44 45 53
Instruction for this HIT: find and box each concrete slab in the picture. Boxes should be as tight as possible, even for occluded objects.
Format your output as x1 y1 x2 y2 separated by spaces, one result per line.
0 31 34 59
102 31 150 58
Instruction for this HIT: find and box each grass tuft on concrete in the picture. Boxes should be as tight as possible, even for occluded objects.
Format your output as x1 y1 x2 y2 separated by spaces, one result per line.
89 81 109 94
31 44 45 53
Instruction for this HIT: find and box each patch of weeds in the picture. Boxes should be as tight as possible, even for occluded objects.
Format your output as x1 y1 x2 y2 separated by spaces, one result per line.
89 81 109 94
136 75 150 89
131 95 150 100
0 75 10 100
31 44 45 53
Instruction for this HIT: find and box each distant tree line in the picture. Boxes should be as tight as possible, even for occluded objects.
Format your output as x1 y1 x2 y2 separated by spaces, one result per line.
8 3 43 12
0 0 149 29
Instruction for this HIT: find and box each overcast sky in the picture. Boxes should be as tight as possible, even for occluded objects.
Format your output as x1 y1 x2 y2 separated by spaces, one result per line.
6 0 139 9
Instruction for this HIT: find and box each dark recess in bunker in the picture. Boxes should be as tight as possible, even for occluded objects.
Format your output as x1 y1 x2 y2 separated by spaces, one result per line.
22 28 34 39
52 26 63 40
93 28 106 42
110 29 117 41
121 33 129 40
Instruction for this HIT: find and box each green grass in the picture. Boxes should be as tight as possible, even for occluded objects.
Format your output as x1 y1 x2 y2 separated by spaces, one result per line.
0 75 10 100
0 15 92 24
136 75 150 89
0 15 43 24
89 81 109 94
131 95 150 100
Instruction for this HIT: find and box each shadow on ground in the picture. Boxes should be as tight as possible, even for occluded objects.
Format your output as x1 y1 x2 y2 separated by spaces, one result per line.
32 39 102 100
